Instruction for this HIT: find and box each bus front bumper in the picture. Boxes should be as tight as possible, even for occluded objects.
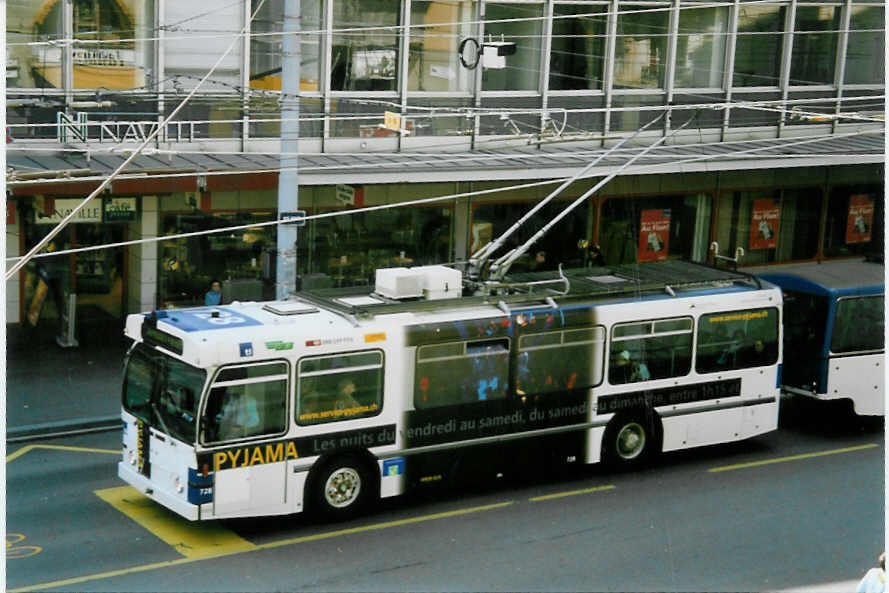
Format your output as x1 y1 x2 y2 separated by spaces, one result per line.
118 461 201 521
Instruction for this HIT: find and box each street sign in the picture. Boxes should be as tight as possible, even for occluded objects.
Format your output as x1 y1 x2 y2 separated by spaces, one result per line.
279 210 306 226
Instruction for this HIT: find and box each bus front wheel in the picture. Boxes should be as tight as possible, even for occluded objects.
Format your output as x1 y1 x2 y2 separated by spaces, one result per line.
603 411 658 469
310 455 373 519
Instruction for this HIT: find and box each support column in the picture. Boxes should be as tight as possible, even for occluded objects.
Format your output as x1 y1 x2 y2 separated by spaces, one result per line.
277 0 301 299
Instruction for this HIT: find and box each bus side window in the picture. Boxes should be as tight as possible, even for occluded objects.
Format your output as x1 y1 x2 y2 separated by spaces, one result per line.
296 351 384 425
831 296 885 353
696 308 779 374
414 339 509 409
609 318 692 384
517 327 604 395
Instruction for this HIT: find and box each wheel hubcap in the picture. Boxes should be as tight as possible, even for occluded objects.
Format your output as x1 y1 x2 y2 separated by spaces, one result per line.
616 422 646 460
324 467 361 508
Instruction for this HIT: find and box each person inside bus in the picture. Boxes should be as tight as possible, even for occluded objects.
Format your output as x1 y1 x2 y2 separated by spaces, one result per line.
718 329 746 367
611 350 650 383
335 378 361 411
205 279 223 306
216 388 260 439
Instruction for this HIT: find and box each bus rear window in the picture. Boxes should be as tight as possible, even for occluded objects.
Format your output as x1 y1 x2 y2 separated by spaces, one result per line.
831 296 884 353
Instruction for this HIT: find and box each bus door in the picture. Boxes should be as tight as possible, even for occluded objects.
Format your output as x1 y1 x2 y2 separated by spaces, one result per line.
200 361 291 518
780 290 830 393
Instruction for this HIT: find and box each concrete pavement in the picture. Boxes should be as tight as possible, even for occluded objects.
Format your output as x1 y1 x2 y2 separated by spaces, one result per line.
6 312 131 442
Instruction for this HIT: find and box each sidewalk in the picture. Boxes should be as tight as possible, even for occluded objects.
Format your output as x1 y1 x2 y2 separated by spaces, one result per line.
5 308 131 441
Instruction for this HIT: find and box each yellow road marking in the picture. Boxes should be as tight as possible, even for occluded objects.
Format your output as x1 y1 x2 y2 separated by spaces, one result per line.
529 484 616 502
10 500 514 593
6 444 119 463
709 443 879 473
94 487 257 559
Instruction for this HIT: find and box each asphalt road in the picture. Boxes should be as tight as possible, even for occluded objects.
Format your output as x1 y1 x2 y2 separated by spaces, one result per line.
6 397 884 593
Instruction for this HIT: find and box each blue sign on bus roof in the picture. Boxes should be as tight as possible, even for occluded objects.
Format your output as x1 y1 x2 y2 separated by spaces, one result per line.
154 307 262 332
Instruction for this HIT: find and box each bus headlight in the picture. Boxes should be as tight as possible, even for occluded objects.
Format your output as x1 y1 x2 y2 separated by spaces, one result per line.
174 475 184 494
128 449 136 465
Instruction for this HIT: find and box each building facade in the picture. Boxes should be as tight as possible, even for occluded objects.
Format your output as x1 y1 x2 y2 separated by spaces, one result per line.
5 0 885 327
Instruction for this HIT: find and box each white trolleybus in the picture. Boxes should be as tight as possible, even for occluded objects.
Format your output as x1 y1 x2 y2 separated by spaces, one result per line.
750 257 884 416
119 260 783 521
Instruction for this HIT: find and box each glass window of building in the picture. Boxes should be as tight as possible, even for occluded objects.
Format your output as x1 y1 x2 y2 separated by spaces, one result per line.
844 5 885 85
733 4 785 87
716 188 822 265
674 6 729 88
549 4 607 91
823 188 884 258
471 197 590 270
8 1 62 89
164 2 243 90
409 0 476 92
158 211 276 308
251 0 323 93
297 197 454 288
789 5 841 86
482 3 544 91
598 194 712 265
71 0 153 90
331 0 401 91
613 5 670 89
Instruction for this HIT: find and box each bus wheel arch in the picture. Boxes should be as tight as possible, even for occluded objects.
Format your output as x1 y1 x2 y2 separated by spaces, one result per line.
602 408 662 469
306 450 379 519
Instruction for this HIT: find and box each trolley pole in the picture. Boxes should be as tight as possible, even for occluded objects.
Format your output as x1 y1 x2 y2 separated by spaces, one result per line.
276 0 301 299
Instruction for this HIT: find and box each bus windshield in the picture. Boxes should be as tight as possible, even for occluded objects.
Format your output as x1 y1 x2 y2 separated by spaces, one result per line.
123 343 206 443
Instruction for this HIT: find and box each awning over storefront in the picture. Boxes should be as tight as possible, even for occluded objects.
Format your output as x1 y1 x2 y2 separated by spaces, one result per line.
7 128 885 195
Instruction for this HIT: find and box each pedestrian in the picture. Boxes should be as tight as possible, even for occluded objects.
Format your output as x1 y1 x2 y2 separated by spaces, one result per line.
857 552 885 593
205 279 222 306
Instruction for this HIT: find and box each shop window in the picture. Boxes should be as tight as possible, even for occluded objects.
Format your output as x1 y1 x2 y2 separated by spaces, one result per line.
549 4 607 91
674 6 729 88
415 339 510 408
831 296 884 354
297 198 453 288
614 5 670 90
331 0 400 91
733 4 785 87
7 2 62 89
409 0 476 92
297 352 384 425
716 189 822 266
696 308 779 373
789 6 840 86
471 198 590 270
609 318 693 384
159 211 276 308
598 194 712 266
481 3 544 91
517 327 605 395
823 189 884 258
203 361 289 443
844 5 885 85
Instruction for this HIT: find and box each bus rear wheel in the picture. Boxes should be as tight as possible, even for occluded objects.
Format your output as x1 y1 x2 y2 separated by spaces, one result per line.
603 411 657 469
310 455 373 519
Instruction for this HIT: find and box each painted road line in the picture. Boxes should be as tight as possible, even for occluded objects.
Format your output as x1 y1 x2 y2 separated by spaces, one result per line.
529 484 616 502
6 444 119 463
10 500 515 593
95 486 256 559
708 443 879 473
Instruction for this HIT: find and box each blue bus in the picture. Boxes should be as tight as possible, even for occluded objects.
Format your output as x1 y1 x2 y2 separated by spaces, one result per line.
751 258 884 416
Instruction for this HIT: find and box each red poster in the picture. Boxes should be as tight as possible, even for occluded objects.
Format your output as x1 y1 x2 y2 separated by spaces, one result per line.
638 209 670 262
750 199 780 250
845 194 874 244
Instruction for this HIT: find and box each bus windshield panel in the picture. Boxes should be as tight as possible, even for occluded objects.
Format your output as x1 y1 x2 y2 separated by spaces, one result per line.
831 296 885 354
123 343 206 442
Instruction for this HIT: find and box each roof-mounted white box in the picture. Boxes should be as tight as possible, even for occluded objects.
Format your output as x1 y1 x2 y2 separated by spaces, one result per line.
414 265 462 300
375 267 424 299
